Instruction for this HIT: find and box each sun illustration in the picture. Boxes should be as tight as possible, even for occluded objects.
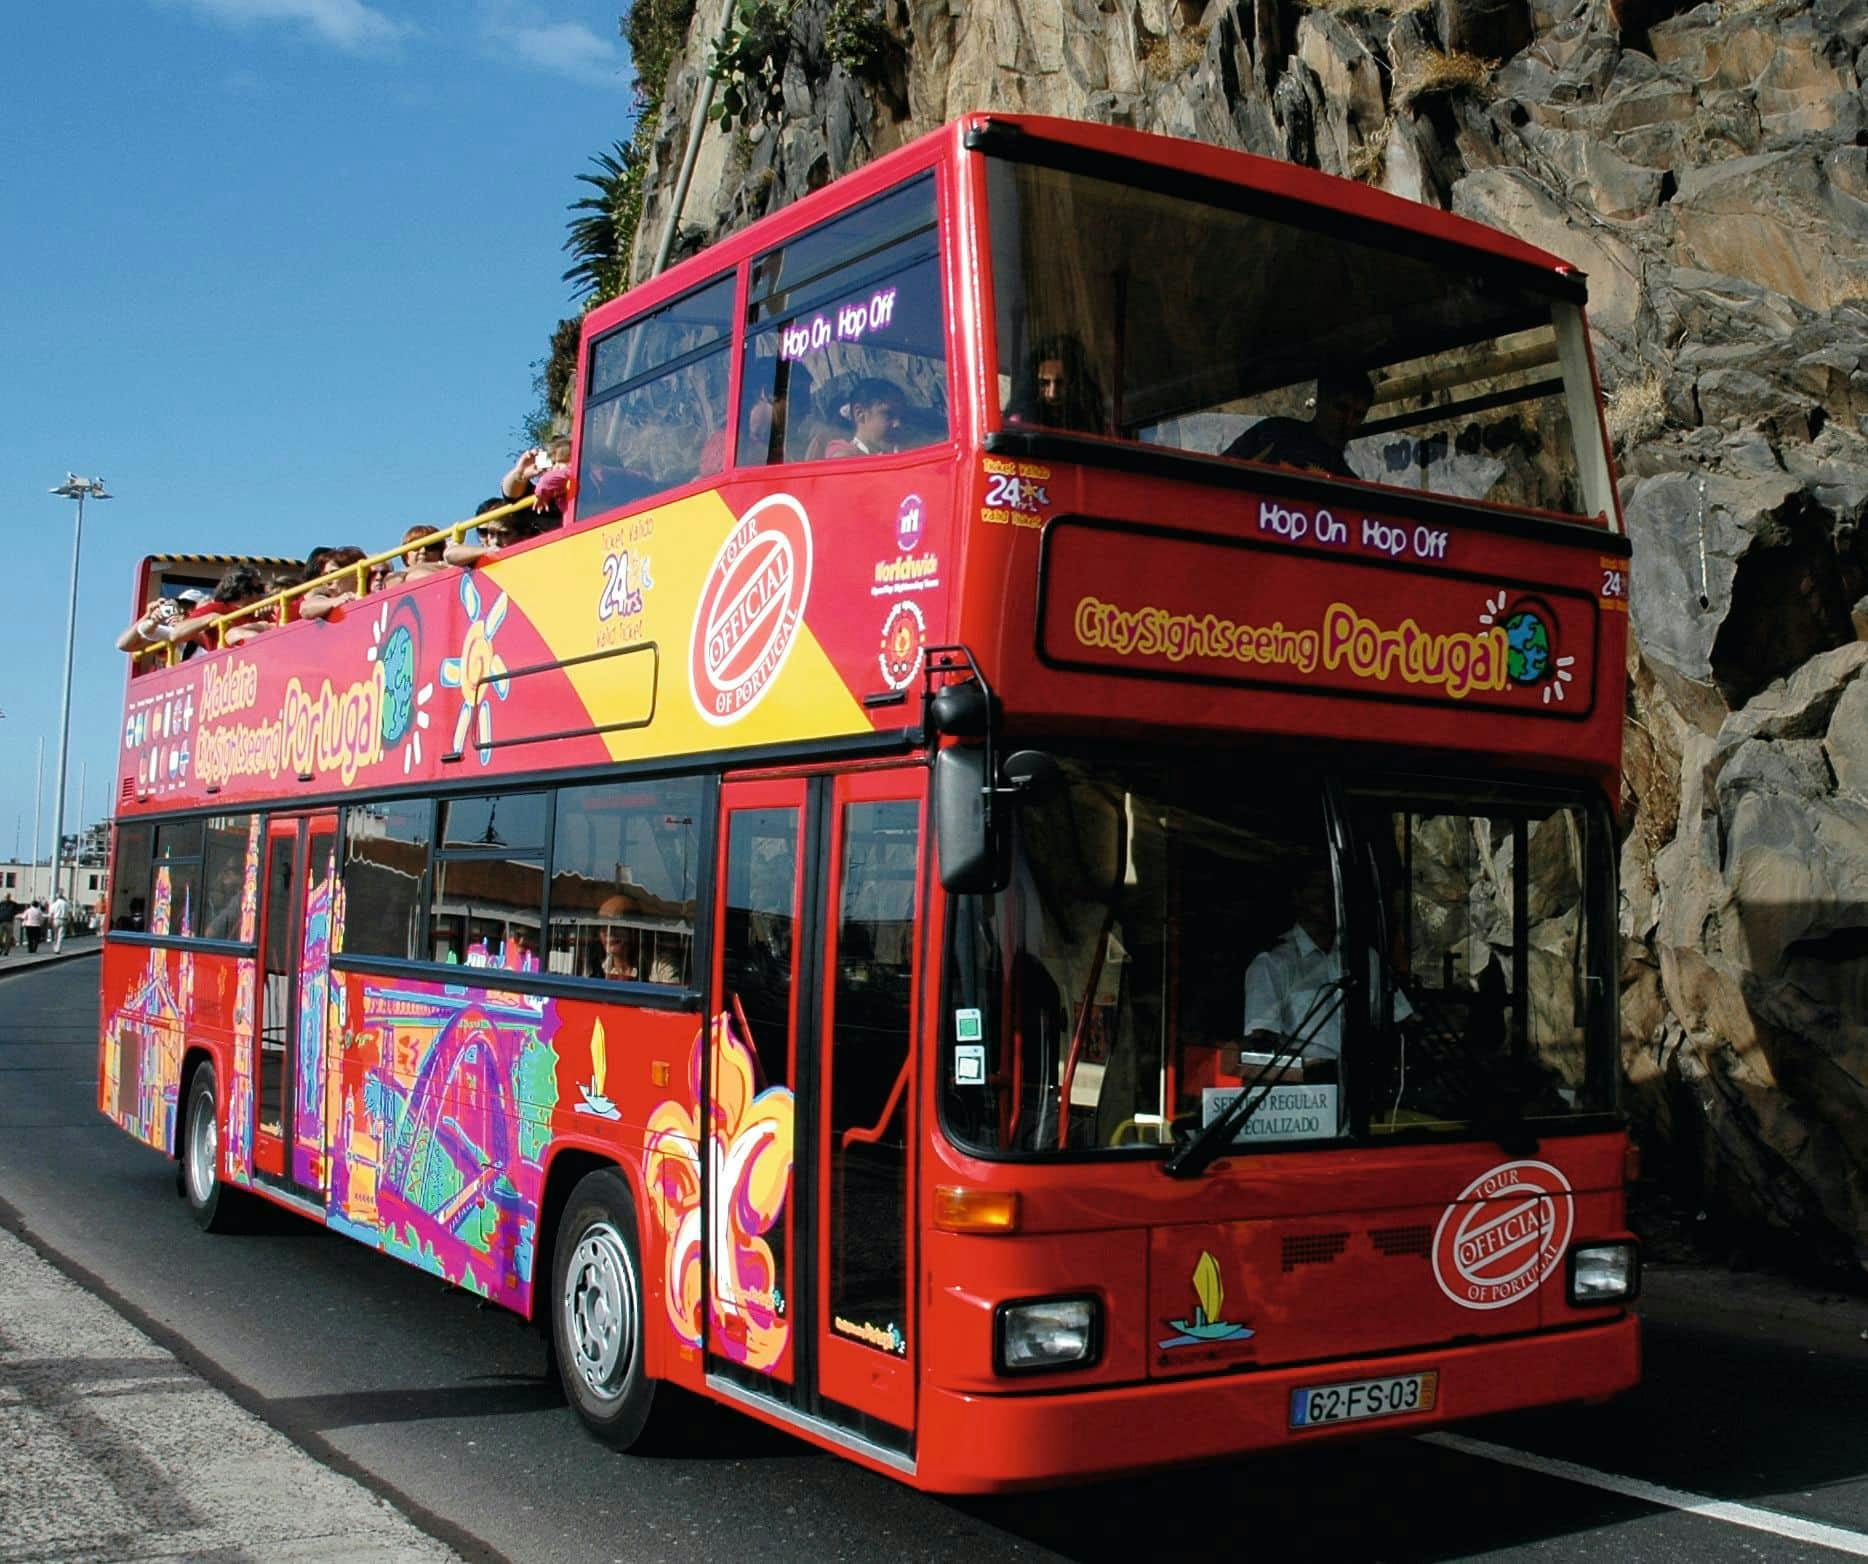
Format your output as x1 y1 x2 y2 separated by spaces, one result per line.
439 576 511 764
1478 590 1575 704
366 602 436 774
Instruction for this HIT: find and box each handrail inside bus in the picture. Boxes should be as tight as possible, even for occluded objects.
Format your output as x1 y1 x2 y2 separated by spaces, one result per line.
159 494 538 667
840 1054 912 1152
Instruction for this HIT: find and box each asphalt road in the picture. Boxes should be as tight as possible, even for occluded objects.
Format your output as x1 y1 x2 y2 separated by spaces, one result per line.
6 956 1868 1563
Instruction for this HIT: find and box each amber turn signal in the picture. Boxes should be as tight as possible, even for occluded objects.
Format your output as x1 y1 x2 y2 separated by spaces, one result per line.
934 1185 1019 1233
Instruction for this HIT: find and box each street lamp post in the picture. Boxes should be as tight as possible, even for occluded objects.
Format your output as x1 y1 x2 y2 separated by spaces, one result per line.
48 475 110 908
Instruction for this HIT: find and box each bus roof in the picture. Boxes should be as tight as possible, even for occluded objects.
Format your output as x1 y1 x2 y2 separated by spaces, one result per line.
587 113 1584 336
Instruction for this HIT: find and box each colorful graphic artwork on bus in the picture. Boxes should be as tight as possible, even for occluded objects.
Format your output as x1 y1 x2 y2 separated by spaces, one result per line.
439 575 511 765
293 852 334 1189
367 596 437 774
148 864 193 938
329 977 560 1308
1478 592 1576 704
100 946 190 1154
126 480 892 816
643 1013 795 1373
227 815 262 1184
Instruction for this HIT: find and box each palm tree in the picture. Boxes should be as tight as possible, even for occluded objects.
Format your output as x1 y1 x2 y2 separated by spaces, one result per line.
563 140 639 304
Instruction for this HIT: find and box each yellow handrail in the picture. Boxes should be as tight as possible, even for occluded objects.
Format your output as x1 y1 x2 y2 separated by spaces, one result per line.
160 495 537 667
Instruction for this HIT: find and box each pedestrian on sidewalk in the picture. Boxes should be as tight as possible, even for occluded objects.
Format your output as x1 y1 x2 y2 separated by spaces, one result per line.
20 899 45 955
0 894 17 957
49 892 70 954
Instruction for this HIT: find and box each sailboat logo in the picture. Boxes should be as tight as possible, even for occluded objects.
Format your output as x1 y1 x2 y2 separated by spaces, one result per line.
1158 1250 1254 1349
575 1018 621 1119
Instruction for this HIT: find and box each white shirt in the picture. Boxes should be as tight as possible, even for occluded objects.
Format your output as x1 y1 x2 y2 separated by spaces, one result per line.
50 898 68 922
1241 924 1411 1061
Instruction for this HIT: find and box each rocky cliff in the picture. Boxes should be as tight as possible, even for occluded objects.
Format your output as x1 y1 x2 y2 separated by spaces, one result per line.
628 0 1868 1271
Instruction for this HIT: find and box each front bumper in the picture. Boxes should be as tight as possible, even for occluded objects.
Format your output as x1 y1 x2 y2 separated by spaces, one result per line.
914 1312 1639 1493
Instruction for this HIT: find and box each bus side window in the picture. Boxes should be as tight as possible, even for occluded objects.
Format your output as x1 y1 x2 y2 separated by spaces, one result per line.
548 777 702 987
339 800 433 961
579 273 736 519
740 174 949 467
111 823 154 932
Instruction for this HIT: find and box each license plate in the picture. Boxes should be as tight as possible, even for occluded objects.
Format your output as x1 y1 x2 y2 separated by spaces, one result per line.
1290 1370 1437 1429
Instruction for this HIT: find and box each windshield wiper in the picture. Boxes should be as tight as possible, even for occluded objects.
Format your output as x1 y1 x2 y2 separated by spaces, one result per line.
1163 975 1350 1179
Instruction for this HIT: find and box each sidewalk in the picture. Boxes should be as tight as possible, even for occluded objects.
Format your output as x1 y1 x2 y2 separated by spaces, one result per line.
0 932 102 979
0 1223 461 1563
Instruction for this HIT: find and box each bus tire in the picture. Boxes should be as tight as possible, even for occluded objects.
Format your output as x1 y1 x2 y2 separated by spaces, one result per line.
552 1168 659 1448
178 1063 243 1233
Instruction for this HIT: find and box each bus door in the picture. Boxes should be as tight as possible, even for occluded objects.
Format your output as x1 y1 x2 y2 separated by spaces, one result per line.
253 811 339 1197
814 770 922 1438
709 769 923 1452
711 780 811 1403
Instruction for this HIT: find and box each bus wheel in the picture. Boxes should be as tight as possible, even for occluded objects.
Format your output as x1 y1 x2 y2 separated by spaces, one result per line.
178 1064 241 1233
552 1169 658 1448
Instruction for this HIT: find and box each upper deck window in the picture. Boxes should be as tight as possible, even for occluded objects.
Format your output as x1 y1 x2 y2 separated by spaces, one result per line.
986 156 1597 516
580 272 736 519
739 174 949 465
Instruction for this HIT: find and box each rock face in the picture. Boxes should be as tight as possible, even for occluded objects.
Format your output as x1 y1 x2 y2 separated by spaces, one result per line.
630 0 1868 1270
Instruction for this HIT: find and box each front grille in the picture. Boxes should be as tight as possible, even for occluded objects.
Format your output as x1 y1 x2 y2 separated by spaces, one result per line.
1371 1224 1433 1258
1282 1231 1350 1272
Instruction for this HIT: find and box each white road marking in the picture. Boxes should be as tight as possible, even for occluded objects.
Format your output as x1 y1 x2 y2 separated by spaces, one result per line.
1422 1432 1868 1558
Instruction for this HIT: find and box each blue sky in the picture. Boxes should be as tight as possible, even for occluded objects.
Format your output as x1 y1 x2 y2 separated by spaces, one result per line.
1 0 638 864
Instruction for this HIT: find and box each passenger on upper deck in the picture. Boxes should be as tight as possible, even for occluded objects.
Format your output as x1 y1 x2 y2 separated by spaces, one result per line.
502 435 573 526
299 546 369 622
445 496 542 570
390 525 449 584
116 589 207 657
1222 366 1375 479
1005 335 1108 434
823 378 905 459
161 565 274 652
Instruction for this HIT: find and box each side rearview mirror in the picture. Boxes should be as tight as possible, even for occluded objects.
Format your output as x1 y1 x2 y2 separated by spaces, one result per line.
933 745 1003 894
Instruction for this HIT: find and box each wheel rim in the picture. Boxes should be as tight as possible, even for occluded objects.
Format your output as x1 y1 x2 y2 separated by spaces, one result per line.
562 1220 638 1403
187 1090 217 1206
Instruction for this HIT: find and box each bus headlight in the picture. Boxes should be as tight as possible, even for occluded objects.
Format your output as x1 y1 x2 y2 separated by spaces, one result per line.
996 1295 1099 1373
1568 1242 1639 1305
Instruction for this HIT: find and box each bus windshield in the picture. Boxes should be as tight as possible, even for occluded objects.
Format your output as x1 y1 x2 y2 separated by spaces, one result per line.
987 154 1597 516
940 753 1616 1159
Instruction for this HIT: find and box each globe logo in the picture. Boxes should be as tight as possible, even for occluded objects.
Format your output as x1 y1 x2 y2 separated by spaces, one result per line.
1503 607 1552 685
380 621 417 745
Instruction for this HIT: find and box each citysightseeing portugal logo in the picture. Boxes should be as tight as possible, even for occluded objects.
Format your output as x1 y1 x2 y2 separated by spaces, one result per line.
691 494 814 725
1432 1159 1574 1311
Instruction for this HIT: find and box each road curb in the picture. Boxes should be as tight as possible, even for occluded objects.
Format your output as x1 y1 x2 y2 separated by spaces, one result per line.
0 1189 502 1564
0 944 101 980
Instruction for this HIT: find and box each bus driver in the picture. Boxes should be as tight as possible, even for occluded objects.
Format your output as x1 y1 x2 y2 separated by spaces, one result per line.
1232 857 1410 1082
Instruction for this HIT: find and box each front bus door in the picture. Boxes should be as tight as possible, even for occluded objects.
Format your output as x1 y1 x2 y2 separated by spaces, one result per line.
708 769 924 1465
252 811 339 1198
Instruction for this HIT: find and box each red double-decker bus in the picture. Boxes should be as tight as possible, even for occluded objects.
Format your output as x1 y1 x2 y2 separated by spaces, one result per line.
101 113 1636 1491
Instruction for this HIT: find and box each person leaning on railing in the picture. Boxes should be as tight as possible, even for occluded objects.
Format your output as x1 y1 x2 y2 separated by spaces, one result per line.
116 587 210 660
444 495 547 569
116 499 529 665
380 525 449 588
119 565 274 657
298 546 369 621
